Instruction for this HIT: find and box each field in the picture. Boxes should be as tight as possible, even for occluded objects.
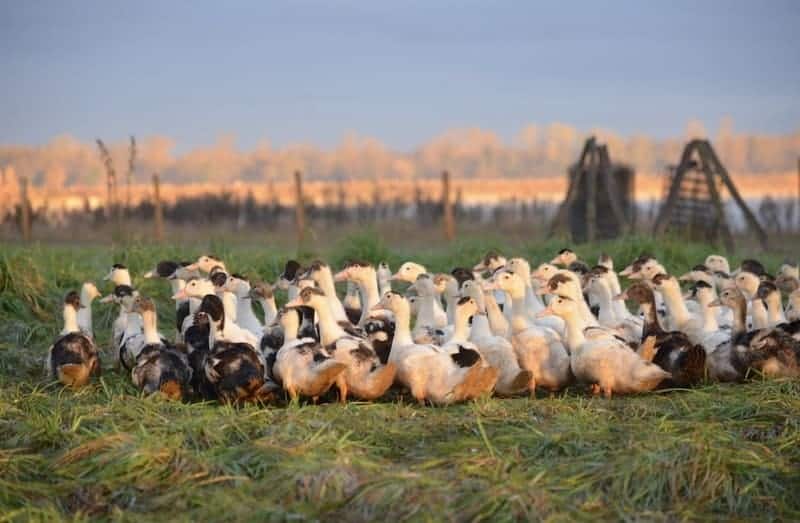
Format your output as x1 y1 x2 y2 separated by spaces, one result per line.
1 232 799 522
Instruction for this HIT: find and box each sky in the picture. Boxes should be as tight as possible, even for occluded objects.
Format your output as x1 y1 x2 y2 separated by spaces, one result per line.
2 0 799 151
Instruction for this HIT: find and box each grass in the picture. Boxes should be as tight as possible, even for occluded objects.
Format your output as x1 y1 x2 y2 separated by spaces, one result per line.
1 232 799 521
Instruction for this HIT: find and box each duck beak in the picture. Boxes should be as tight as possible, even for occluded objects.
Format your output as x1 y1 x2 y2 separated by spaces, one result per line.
184 263 199 272
613 291 628 301
172 289 188 301
549 256 561 265
682 291 693 300
285 297 303 308
536 307 553 318
333 269 349 282
628 273 642 280
390 272 403 281
102 271 112 281
472 262 486 272
619 266 633 277
708 299 722 308
678 272 692 282
99 294 114 304
143 270 155 279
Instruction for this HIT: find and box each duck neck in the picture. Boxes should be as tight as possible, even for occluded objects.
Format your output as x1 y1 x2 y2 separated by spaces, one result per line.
730 300 747 336
444 292 458 325
259 297 278 325
417 293 438 328
318 269 348 323
391 304 414 348
287 284 299 300
450 308 472 344
314 302 347 345
378 275 391 297
750 299 769 329
356 273 381 326
765 294 785 326
524 281 544 313
188 296 201 314
62 305 79 334
659 284 692 328
561 311 587 351
591 282 615 324
639 298 665 337
697 297 719 332
141 310 161 345
484 292 508 334
607 276 627 318
220 292 238 324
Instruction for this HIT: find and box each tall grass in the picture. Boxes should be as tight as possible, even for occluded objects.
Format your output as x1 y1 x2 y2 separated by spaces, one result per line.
1 236 798 521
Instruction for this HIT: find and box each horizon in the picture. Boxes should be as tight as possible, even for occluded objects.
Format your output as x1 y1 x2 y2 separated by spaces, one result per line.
2 1 799 151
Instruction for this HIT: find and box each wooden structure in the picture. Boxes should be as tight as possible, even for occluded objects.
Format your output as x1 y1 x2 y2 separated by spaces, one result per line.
294 170 306 244
152 173 164 242
548 137 635 242
653 139 768 252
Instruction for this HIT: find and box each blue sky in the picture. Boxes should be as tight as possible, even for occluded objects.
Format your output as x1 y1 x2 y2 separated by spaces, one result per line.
2 0 798 151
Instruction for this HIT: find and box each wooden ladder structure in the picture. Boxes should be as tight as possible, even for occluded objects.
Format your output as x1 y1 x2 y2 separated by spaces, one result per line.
548 136 635 242
653 139 768 252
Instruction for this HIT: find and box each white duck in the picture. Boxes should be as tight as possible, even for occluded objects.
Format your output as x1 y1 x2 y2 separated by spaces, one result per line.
505 257 565 334
651 273 705 343
539 295 670 397
583 270 642 342
409 274 450 343
249 282 278 326
76 282 101 338
223 275 263 338
371 291 496 404
186 254 226 274
490 271 571 393
392 261 448 326
377 261 393 296
99 284 141 367
461 280 532 395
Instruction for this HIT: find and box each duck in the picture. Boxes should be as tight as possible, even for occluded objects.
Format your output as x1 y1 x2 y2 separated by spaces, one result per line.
433 273 460 325
504 257 565 334
333 261 394 362
539 295 670 397
128 296 193 400
460 280 532 395
285 287 396 402
301 260 352 326
583 269 642 342
210 270 238 325
104 263 132 287
757 281 800 339
538 272 599 328
550 248 579 267
392 261 448 326
343 281 363 326
272 307 347 402
75 282 102 338
186 254 227 275
682 281 731 352
223 274 264 338
490 271 571 393
617 282 706 387
98 284 141 367
408 274 450 344
371 291 496 404
172 278 217 337
195 294 276 404
377 262 393 296
709 288 800 380
249 281 278 326
704 254 731 276
143 260 193 312
46 291 101 388
650 273 705 343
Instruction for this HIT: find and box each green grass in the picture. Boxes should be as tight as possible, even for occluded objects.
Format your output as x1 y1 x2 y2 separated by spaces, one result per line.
1 233 799 521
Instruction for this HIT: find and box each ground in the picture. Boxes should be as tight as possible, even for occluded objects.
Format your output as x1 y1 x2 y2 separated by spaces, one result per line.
1 232 799 521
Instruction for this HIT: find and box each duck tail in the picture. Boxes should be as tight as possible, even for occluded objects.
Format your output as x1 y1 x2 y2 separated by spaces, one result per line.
453 364 498 401
57 363 91 388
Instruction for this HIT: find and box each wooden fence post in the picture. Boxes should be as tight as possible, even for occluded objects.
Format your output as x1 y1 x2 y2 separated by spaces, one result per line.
294 170 305 244
442 170 455 241
19 175 31 242
152 173 164 242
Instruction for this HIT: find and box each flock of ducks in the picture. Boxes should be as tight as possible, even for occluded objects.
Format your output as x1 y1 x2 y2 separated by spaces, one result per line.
47 249 800 404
